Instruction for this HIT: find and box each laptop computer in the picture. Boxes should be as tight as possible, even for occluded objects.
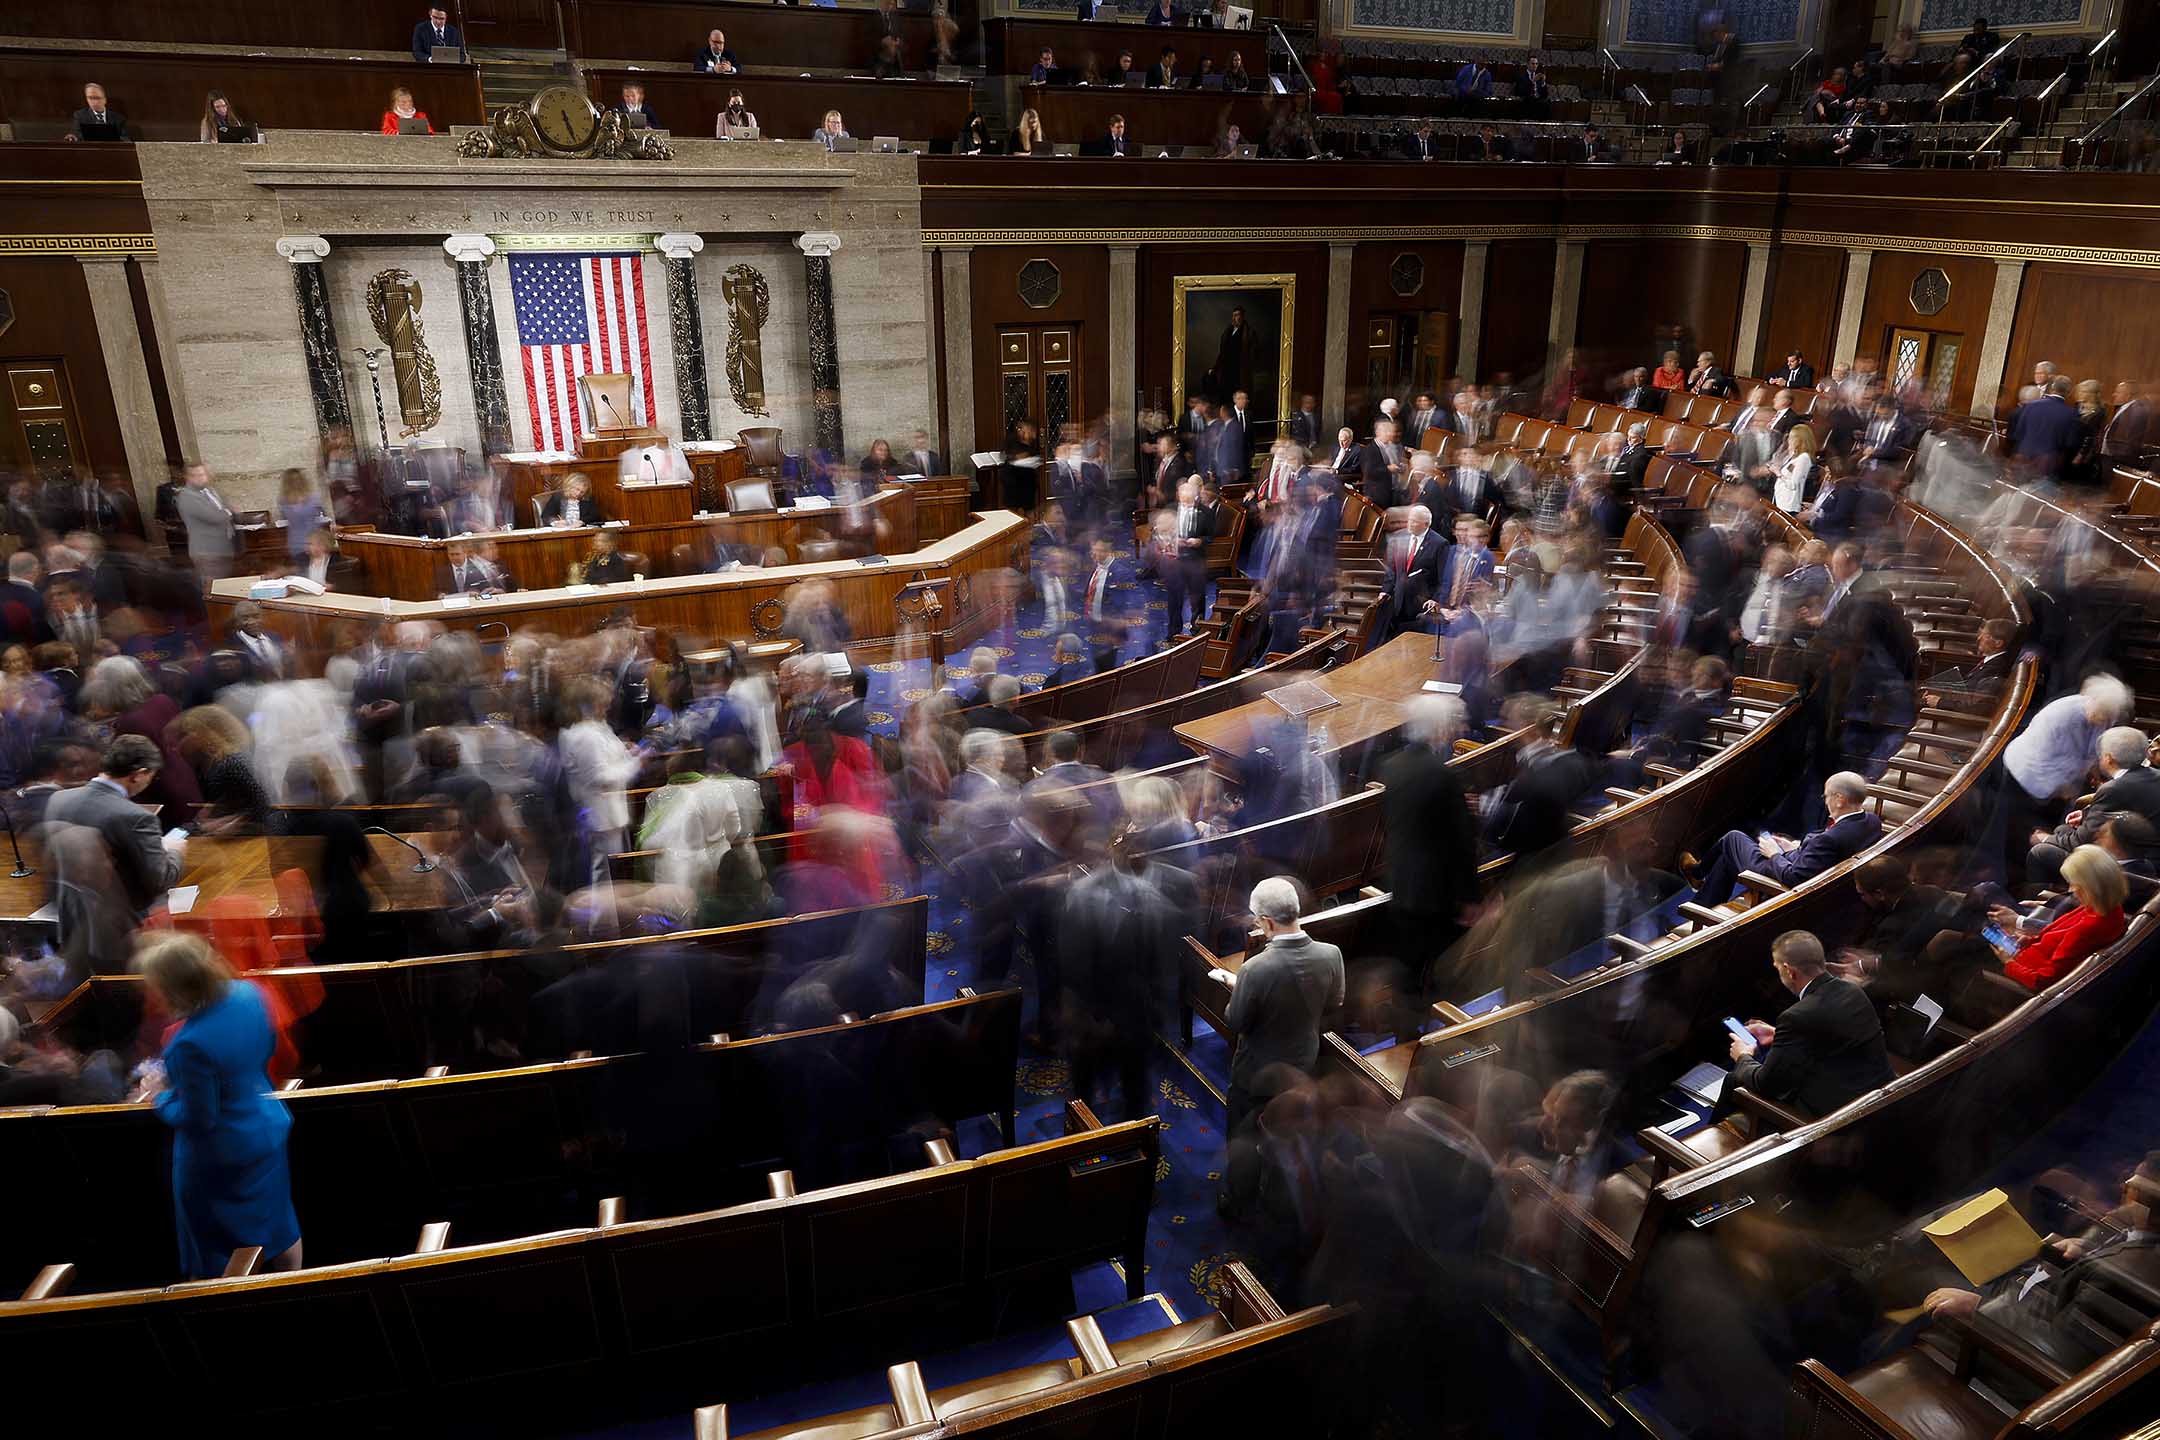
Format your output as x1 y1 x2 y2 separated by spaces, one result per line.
722 123 761 140
1225 5 1254 26
1124 72 1144 87
871 135 900 153
1180 144 1215 158
1231 143 1257 158
76 121 124 142
214 124 259 143
828 137 862 153
396 115 431 135
430 45 464 63
1051 143 1080 155
1199 73 1225 90
625 111 649 129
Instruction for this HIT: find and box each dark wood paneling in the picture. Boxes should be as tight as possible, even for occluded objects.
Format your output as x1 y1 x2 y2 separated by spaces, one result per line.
985 18 1266 78
1759 244 1846 383
1479 238 1557 389
0 46 484 142
1575 238 1745 387
1019 85 1279 151
566 0 944 68
0 0 430 50
1137 243 1329 439
1856 250 1999 414
0 257 128 480
1344 240 1464 428
0 142 149 240
2005 264 2160 413
580 69 971 143
967 245 1110 457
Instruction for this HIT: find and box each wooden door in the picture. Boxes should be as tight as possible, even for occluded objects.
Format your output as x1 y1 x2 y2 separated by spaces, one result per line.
2 361 84 482
996 326 1081 446
1885 328 1965 407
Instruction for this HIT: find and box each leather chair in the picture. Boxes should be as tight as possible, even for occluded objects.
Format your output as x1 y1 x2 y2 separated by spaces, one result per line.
580 373 637 431
737 427 786 477
726 478 778 513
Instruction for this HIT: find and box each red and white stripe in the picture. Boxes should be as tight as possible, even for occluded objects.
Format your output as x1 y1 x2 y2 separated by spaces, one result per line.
519 254 657 452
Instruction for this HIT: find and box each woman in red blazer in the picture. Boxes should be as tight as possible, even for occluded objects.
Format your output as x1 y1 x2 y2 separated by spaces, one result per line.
380 87 433 135
1999 844 2129 989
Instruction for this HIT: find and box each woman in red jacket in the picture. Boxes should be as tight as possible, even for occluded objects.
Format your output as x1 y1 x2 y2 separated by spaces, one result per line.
1997 844 2129 989
380 87 433 135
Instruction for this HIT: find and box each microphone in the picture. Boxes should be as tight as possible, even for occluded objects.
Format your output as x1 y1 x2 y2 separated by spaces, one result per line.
364 824 437 873
0 802 32 878
644 450 659 485
601 393 627 429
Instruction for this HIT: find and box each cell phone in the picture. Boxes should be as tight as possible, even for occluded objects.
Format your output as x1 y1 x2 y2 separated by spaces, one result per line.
1722 1016 1755 1046
1981 924 2019 952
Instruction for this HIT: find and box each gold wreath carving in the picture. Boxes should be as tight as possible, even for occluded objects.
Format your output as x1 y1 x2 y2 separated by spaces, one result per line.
720 264 771 416
454 106 673 160
749 596 786 638
365 268 442 438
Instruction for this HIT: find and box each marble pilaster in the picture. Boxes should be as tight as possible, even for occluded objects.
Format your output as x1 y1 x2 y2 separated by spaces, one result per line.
1968 259 2028 419
442 233 512 455
1733 242 1774 377
134 256 201 461
1546 239 1586 370
76 256 169 521
937 246 976 464
656 232 713 443
1107 244 1139 478
276 235 352 444
796 231 843 458
1322 242 1355 431
1831 248 1874 369
1457 240 1489 384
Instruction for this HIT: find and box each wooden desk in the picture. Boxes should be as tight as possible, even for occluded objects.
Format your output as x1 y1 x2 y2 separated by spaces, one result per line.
579 68 974 143
210 509 1030 669
0 832 445 924
566 0 955 72
1020 84 1276 151
985 17 1267 81
334 485 931 599
1173 631 1439 775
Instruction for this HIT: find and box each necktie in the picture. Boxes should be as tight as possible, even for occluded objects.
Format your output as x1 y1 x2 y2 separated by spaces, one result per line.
1449 554 1471 606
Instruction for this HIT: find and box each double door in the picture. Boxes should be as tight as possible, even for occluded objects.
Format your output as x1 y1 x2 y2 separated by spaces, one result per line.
997 325 1081 446
1885 327 1964 407
2 360 85 482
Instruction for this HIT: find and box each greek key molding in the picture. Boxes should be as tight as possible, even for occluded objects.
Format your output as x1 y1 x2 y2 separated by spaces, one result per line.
923 224 1567 246
1780 230 2160 270
0 234 156 256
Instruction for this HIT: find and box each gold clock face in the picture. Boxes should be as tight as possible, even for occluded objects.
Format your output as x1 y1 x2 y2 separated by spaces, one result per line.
529 85 599 153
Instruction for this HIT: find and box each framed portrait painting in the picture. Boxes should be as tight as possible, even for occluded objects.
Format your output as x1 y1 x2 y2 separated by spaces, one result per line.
1171 273 1295 439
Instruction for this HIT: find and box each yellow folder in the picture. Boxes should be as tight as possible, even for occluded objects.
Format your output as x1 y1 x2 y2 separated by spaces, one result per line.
1923 1188 2044 1287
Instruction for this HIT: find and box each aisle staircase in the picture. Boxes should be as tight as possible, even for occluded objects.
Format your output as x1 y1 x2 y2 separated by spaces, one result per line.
2004 76 2149 167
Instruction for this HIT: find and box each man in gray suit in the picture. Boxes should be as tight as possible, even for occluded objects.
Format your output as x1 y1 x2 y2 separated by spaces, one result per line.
44 735 185 976
172 460 239 582
1214 875 1345 1216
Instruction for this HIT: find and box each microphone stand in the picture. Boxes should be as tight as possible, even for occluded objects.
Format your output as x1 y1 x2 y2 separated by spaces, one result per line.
364 824 437 873
0 802 33 878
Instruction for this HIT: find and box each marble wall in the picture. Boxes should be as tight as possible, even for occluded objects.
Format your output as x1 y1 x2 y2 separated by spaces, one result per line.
326 244 481 458
133 133 933 505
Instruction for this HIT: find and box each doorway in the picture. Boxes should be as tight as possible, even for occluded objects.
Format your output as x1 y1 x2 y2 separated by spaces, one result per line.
996 325 1081 447
1885 327 1964 408
1364 310 1453 414
2 360 84 482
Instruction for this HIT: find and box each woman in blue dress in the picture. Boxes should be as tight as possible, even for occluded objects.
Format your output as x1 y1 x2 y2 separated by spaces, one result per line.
136 932 302 1278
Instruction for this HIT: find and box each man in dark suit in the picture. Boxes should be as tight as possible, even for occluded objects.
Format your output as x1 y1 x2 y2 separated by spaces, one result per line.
612 83 661 129
1079 536 1134 671
1380 504 1447 638
1080 114 1132 156
1380 695 1483 990
1162 477 1216 635
1610 423 1654 497
1691 770 1884 907
69 82 129 141
1728 929 1891 1118
1617 367 1662 413
2028 725 2160 883
1177 393 1211 446
1801 467 1863 540
1047 443 1107 530
1039 634 1092 691
1216 391 1250 482
2100 380 2153 466
1361 419 1409 508
1775 351 1816 390
1326 425 1364 480
2009 377 2084 476
1216 876 1346 1214
1854 396 1915 469
1287 395 1321 448
1575 124 1614 162
1435 450 1498 529
1404 392 1441 448
903 430 942 477
438 539 514 596
1401 120 1440 160
966 676 1034 736
1146 46 1180 88
411 6 463 61
825 669 871 740
46 736 184 972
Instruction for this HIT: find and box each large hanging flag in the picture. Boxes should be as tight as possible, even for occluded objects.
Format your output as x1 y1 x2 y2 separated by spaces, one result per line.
507 250 657 451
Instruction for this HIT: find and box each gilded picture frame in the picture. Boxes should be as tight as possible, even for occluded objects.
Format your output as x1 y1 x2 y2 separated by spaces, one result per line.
1171 272 1295 440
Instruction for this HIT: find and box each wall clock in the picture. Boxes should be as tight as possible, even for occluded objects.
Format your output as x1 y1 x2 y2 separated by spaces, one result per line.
530 84 601 155
456 85 672 160
1909 268 1951 316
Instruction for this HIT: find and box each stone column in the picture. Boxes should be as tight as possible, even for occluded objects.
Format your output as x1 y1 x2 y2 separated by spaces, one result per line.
1107 244 1139 478
937 245 976 465
1968 259 2028 419
276 235 352 443
1457 240 1489 384
1830 248 1874 369
442 233 513 456
135 257 202 461
76 256 169 520
1733 241 1774 377
1322 242 1355 431
795 231 844 458
654 232 713 442
921 249 944 455
1546 239 1586 370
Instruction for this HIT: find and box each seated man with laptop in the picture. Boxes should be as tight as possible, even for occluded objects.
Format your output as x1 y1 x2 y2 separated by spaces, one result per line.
411 6 464 62
615 83 660 130
68 82 130 142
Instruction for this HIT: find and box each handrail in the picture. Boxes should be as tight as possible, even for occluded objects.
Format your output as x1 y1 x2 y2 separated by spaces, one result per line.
2078 70 2160 149
1267 22 1313 92
1939 30 2029 108
2088 27 2117 60
1972 114 2016 159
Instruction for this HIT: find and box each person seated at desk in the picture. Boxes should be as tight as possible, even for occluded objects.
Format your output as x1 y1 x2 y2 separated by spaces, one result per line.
956 110 992 153
1080 114 1131 156
201 90 255 143
812 110 851 150
296 526 353 591
66 82 129 142
1726 928 1892 1118
1030 46 1057 84
440 538 515 596
1145 0 1179 23
412 6 463 61
381 87 433 136
578 530 632 586
540 473 607 528
614 83 659 129
903 429 941 477
1107 49 1135 85
1225 52 1253 91
1212 123 1248 157
1687 770 1883 907
1147 47 1181 88
716 90 759 136
1009 107 1045 154
1990 844 2129 991
860 438 902 484
1576 123 1614 163
695 27 741 74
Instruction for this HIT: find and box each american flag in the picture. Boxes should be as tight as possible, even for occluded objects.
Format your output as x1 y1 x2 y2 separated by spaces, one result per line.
508 251 658 452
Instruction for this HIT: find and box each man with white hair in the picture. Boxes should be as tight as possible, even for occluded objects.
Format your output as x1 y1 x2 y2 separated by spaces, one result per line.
1382 503 1446 637
1213 875 1345 1217
2003 675 2136 863
2025 719 2158 884
1688 770 1883 906
1611 421 1653 496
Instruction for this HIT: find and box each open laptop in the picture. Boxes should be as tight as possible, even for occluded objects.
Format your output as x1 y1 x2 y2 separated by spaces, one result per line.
1124 72 1144 87
625 111 649 129
829 136 862 153
722 123 761 140
76 121 124 142
430 45 464 63
396 115 430 135
214 124 260 143
871 135 900 153
1199 73 1225 90
1225 5 1254 26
